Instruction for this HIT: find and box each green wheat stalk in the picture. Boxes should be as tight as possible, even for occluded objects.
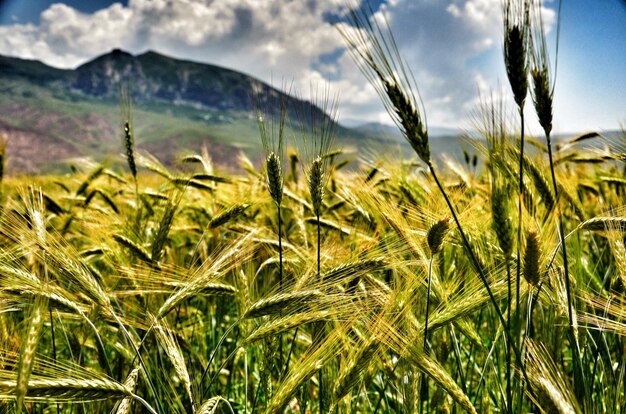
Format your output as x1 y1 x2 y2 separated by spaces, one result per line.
529 0 585 404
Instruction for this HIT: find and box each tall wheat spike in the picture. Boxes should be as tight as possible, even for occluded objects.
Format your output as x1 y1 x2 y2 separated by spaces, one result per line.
340 1 514 346
530 0 557 137
503 3 532 408
503 0 530 110
120 84 137 183
296 84 339 414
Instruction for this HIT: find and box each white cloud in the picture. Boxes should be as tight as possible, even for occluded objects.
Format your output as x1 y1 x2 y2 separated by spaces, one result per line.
0 0 561 130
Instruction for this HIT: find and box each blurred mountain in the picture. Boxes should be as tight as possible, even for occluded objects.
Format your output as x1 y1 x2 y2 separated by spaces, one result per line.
0 50 373 172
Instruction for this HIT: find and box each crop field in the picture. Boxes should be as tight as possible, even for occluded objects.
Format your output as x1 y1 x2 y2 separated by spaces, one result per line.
0 1 625 414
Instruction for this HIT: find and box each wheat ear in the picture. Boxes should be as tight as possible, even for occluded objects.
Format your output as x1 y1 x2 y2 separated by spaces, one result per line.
579 216 626 232
332 337 380 403
113 366 140 414
243 290 322 319
15 295 47 412
523 230 542 287
154 318 193 404
427 217 451 255
491 184 514 257
120 84 137 182
198 396 234 414
209 203 250 229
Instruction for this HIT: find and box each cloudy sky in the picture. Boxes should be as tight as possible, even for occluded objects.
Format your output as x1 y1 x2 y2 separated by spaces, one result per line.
0 0 624 133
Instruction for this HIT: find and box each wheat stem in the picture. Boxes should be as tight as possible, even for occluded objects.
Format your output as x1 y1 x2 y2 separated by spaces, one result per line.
428 163 535 402
423 255 434 351
546 130 586 402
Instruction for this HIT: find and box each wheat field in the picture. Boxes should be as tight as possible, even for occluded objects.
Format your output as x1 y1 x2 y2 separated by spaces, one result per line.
1 0 625 413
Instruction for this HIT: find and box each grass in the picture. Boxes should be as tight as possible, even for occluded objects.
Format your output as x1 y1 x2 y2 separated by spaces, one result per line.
1 0 625 413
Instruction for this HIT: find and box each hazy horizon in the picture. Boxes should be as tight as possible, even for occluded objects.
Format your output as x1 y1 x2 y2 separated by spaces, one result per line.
1 0 624 134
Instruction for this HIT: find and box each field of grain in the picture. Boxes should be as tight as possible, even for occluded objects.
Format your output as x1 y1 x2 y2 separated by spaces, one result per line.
1 1 625 413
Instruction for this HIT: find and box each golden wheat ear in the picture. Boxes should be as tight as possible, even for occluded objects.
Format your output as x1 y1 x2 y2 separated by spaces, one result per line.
197 396 233 414
112 365 140 414
152 316 193 405
524 340 582 414
15 294 47 412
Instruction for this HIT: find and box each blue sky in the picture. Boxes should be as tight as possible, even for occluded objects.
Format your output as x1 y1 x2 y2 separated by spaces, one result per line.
0 0 624 133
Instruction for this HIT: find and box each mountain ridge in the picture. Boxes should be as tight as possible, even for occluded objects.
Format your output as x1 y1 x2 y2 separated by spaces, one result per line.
4 49 601 174
0 49 384 173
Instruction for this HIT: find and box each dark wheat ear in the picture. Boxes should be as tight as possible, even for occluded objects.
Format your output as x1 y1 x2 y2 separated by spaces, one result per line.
530 0 557 136
266 152 283 205
383 79 430 164
120 84 137 182
503 0 531 110
308 157 324 216
523 229 542 286
491 182 514 257
427 217 451 255
197 396 232 414
256 82 289 206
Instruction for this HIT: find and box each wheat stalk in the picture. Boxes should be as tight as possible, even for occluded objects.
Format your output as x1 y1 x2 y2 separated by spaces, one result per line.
245 310 332 343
